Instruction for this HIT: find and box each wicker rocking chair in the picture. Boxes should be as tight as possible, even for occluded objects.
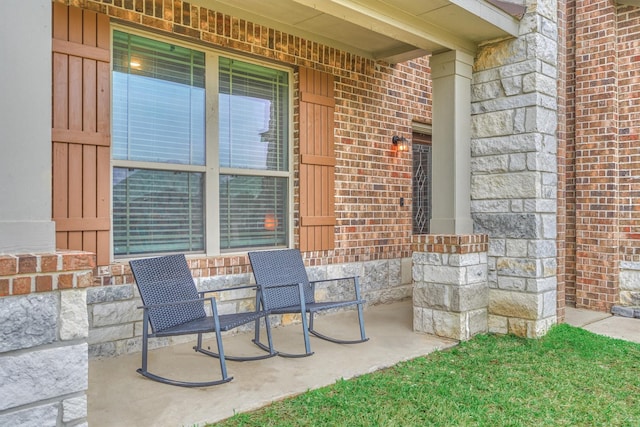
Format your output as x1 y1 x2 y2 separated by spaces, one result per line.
248 249 368 357
129 254 276 387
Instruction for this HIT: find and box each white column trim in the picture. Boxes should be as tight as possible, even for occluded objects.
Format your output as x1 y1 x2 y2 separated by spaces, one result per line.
429 50 474 234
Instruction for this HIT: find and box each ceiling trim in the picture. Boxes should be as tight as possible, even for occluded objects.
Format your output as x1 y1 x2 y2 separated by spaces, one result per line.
376 47 430 64
292 0 480 55
196 0 522 63
452 0 522 34
197 0 376 59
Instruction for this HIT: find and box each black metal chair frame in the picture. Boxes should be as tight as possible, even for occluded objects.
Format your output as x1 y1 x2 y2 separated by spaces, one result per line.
130 254 276 388
248 249 368 358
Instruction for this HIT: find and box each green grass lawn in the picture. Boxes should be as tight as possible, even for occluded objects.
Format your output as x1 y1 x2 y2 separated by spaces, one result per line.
212 324 640 426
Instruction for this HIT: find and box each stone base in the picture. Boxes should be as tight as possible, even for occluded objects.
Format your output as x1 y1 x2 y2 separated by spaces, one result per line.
414 306 487 341
488 314 556 338
412 234 489 341
619 291 640 307
611 305 640 319
0 251 94 426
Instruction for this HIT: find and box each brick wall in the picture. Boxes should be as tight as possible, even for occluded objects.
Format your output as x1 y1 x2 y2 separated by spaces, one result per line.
574 0 619 311
65 0 431 272
54 0 640 317
0 252 95 296
564 1 640 311
616 4 640 309
556 0 576 321
617 5 640 265
411 234 488 254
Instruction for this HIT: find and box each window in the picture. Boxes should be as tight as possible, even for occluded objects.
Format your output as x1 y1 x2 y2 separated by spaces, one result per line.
412 132 432 234
112 30 290 256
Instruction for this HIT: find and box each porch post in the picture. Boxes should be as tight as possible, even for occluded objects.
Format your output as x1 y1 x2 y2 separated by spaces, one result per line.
429 50 474 235
413 234 489 341
0 0 55 253
471 0 558 337
0 4 90 427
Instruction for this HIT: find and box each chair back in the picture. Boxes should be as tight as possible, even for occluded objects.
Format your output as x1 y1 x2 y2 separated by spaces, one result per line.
129 254 206 333
248 249 315 310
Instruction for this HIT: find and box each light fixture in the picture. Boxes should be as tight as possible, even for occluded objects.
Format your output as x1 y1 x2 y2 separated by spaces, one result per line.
264 213 278 231
392 135 409 152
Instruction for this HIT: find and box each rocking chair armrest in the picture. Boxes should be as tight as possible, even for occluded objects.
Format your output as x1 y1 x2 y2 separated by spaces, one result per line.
310 275 359 285
137 296 214 310
310 276 364 301
198 283 258 296
311 276 362 292
256 281 305 290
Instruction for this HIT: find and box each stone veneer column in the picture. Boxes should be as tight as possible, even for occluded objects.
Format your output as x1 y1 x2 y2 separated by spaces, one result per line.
471 0 558 337
430 50 474 234
412 235 488 341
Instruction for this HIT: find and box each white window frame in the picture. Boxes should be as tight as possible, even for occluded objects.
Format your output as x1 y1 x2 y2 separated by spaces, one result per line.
110 25 294 259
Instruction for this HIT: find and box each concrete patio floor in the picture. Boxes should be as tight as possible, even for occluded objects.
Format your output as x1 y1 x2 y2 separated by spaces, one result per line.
88 301 640 427
88 300 457 427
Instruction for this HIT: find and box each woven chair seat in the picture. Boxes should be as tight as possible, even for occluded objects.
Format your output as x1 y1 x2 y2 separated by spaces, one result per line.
270 299 365 315
153 310 269 337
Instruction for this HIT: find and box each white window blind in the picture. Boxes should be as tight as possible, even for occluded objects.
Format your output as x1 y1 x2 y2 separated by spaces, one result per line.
218 57 289 250
113 168 204 255
112 31 205 165
112 31 206 256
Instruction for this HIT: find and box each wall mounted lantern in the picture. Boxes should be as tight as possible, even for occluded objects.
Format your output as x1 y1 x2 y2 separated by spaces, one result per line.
392 135 409 152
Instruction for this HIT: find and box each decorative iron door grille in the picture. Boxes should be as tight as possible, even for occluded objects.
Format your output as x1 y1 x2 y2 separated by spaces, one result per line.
412 137 432 234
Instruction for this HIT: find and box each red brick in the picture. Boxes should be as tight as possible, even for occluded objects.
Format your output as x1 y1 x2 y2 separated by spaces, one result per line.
41 255 60 273
93 275 110 286
110 264 125 276
77 272 93 288
62 253 96 271
36 275 53 292
18 256 38 274
0 256 17 276
13 277 32 295
0 279 9 297
58 274 74 289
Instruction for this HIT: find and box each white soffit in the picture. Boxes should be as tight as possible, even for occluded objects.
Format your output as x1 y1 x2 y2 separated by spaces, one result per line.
197 0 520 61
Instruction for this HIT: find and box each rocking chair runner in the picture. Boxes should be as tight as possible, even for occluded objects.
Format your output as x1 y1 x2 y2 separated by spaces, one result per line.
248 249 368 357
129 254 276 388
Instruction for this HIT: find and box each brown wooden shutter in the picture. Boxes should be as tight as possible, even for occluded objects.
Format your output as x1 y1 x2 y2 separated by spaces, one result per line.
299 68 336 252
52 3 111 265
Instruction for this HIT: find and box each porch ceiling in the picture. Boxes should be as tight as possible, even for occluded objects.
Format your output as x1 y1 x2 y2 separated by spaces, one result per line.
197 0 521 62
